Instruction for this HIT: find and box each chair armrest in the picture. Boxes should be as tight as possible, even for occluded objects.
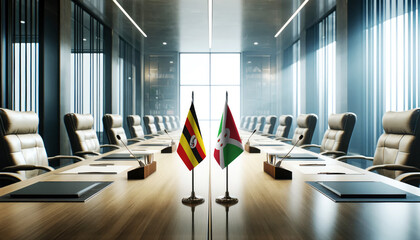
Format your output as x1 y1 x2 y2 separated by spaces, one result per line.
2 165 54 173
48 155 84 165
74 150 101 158
395 172 420 183
319 150 347 158
300 144 321 149
100 144 121 150
366 164 420 173
0 172 24 184
335 155 374 162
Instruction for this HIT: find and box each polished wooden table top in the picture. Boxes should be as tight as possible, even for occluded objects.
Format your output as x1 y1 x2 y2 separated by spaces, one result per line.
0 134 419 239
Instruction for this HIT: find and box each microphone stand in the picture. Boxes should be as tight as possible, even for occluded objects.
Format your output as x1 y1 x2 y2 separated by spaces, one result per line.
117 135 145 167
274 135 303 167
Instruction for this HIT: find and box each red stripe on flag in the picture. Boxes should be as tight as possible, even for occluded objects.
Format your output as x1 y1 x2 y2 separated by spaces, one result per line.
214 149 221 165
195 139 206 159
185 118 194 137
225 105 241 143
177 145 194 171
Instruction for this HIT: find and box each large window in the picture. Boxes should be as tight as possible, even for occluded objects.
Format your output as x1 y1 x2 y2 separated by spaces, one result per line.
5 0 39 112
316 11 336 142
365 0 419 153
119 38 140 131
70 2 105 138
282 40 301 125
180 53 241 149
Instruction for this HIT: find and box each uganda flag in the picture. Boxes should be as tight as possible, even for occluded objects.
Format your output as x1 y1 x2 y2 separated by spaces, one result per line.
177 102 206 170
214 102 243 169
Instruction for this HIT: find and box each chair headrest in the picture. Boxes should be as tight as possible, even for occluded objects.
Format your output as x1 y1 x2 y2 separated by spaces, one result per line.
144 115 155 124
71 113 94 130
265 115 277 125
279 115 292 126
104 114 123 128
328 113 356 130
128 115 141 125
382 109 420 135
257 116 264 123
297 114 317 128
164 116 170 121
155 116 163 123
0 108 38 135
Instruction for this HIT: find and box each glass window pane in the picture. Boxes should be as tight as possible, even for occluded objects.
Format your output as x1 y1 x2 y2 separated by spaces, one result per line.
211 86 240 122
180 54 209 85
180 86 210 121
211 54 241 85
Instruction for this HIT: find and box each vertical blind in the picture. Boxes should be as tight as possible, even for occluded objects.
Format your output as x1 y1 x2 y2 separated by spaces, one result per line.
316 11 336 142
365 0 419 153
70 1 105 136
119 38 139 130
7 0 39 112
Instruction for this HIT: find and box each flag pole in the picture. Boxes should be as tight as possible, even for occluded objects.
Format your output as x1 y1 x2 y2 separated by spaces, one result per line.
216 91 238 205
182 91 204 205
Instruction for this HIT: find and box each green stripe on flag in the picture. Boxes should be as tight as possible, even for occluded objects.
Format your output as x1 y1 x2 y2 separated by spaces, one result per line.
217 114 223 136
223 143 243 167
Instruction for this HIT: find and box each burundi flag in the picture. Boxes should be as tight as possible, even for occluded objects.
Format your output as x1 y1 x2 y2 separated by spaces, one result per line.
177 102 206 171
214 102 244 169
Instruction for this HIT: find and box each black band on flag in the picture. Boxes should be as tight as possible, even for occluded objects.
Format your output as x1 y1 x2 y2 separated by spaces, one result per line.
182 121 204 163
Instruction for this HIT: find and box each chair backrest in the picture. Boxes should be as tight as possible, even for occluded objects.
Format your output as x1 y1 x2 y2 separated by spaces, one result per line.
262 116 277 134
240 116 246 129
64 113 100 154
255 116 266 132
127 115 145 138
143 115 158 134
373 109 420 178
163 116 172 131
248 116 258 131
0 108 48 179
103 114 127 146
244 116 251 129
170 116 177 130
276 115 293 138
154 116 165 132
320 113 357 154
291 114 317 146
175 116 180 129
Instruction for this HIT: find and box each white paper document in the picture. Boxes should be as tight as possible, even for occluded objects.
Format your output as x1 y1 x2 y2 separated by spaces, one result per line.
59 165 133 174
297 165 362 175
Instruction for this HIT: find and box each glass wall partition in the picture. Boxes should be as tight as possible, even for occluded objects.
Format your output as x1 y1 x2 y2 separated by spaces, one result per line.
364 0 419 154
70 1 106 141
4 0 39 112
180 53 241 150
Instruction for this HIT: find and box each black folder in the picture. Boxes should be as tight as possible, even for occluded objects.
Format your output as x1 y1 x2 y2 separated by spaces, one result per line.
10 182 101 198
318 181 407 198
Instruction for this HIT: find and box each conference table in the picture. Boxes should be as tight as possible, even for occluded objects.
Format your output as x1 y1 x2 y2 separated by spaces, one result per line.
0 132 419 239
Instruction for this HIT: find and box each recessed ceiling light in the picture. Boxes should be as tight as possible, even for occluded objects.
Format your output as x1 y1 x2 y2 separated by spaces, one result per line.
253 42 259 45
112 0 147 37
162 42 167 45
275 0 310 38
169 61 174 64
83 38 87 42
248 61 252 64
20 20 25 24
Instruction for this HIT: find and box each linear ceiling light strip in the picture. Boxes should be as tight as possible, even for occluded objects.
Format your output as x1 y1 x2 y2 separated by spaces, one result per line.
112 0 147 37
274 0 309 38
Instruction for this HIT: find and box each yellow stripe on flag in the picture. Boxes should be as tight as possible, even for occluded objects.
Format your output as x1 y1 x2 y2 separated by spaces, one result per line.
187 112 206 155
179 134 200 167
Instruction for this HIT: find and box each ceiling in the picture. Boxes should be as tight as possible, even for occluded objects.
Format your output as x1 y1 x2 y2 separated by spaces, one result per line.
77 0 335 53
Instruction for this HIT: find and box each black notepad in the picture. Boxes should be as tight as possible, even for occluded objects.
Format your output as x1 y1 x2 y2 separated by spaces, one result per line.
318 181 407 198
9 182 101 198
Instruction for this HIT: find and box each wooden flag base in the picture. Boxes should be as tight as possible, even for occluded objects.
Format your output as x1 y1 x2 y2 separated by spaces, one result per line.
263 161 292 180
161 141 176 154
127 161 157 179
244 142 260 153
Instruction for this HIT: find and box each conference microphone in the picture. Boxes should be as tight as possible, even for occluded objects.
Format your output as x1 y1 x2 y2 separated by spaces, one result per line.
246 129 257 144
117 135 145 167
164 129 174 144
275 135 303 167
